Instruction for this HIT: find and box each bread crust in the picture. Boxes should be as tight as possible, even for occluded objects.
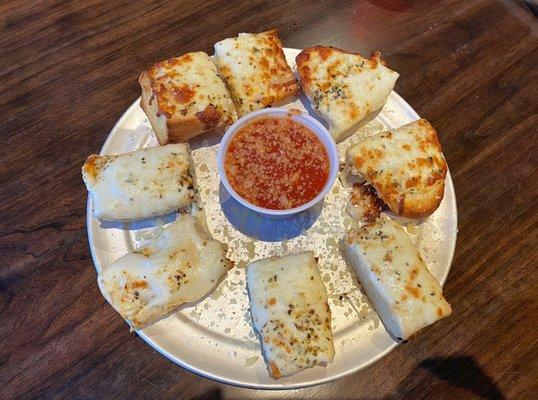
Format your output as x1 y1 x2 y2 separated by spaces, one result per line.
139 71 168 144
139 52 236 144
397 173 446 219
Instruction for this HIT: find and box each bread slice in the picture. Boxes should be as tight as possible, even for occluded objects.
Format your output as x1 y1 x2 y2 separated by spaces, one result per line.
98 214 230 330
345 119 447 219
139 52 237 144
82 144 195 221
345 218 451 341
214 29 300 116
296 46 399 140
246 252 334 379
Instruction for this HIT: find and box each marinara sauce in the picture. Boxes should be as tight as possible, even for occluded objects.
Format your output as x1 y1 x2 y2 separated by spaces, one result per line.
224 116 330 210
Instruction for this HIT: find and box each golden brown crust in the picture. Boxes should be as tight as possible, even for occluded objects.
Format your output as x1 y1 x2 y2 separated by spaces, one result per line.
259 28 280 42
165 117 208 143
269 362 282 379
138 52 236 144
397 173 446 218
387 120 446 218
139 70 170 145
296 45 364 64
81 154 112 185
164 105 229 143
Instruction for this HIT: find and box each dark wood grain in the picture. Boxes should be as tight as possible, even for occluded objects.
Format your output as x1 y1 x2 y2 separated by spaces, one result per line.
1 0 537 399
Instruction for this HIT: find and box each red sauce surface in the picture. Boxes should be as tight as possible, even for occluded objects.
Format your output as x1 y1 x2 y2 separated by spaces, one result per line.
224 116 330 210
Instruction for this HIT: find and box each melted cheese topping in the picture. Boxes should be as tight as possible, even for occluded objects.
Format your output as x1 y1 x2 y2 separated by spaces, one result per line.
296 46 399 139
246 252 334 379
141 52 237 127
98 215 229 330
346 218 451 340
214 30 299 116
82 144 194 221
346 119 447 218
346 183 387 224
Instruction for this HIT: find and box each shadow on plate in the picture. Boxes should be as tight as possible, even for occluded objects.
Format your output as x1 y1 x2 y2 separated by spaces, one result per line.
97 212 178 231
219 183 323 242
189 130 223 150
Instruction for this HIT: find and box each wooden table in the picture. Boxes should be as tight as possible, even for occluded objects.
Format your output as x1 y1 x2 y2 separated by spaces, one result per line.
1 0 536 398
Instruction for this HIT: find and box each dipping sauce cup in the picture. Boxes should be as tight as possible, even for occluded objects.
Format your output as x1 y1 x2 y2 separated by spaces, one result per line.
217 108 339 219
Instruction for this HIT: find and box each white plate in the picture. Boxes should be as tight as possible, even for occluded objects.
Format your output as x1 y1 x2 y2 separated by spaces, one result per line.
87 48 457 389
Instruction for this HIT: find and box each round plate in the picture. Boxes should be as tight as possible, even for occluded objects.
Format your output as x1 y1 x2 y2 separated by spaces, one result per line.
87 48 457 389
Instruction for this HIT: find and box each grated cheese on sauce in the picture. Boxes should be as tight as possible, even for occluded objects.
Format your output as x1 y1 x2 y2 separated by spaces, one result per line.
224 117 329 210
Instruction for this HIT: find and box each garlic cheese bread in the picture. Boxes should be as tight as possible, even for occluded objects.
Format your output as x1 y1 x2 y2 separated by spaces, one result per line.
98 214 230 330
82 144 194 221
246 252 334 379
296 46 399 139
214 30 300 116
346 218 451 341
139 52 237 144
345 119 447 219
